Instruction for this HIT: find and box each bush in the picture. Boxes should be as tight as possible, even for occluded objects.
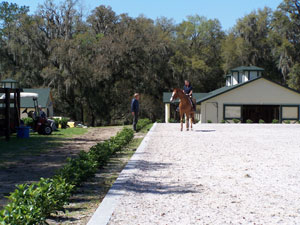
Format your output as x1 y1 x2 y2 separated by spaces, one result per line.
0 177 73 225
168 118 177 123
136 118 152 131
0 127 134 224
259 119 265 124
246 119 253 123
156 119 163 123
23 117 34 127
57 151 98 186
284 120 291 124
272 119 279 124
221 119 226 123
233 119 240 124
53 118 60 128
207 120 212 123
59 117 69 129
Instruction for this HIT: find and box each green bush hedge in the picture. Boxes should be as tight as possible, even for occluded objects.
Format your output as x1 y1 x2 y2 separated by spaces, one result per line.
23 117 34 127
233 119 240 124
136 118 152 131
0 177 73 224
59 118 69 129
246 119 253 123
0 127 134 224
53 118 60 128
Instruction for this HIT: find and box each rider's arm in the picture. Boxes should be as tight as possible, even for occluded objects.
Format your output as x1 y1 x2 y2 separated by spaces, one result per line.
189 90 193 95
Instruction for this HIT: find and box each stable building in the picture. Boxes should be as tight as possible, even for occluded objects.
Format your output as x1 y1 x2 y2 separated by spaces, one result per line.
163 66 300 123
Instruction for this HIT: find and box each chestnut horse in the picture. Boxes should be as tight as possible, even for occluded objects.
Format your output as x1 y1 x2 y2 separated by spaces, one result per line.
170 88 195 131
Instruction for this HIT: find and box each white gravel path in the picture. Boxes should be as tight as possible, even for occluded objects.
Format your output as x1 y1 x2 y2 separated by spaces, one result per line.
108 124 300 225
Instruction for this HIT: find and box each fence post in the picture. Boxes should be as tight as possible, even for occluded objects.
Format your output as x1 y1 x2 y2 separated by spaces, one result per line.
5 88 10 141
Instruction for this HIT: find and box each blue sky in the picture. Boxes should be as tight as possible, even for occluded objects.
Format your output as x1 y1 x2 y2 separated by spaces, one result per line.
7 0 283 30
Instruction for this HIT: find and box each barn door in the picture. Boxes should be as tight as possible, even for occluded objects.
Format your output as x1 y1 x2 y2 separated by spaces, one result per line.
205 102 218 123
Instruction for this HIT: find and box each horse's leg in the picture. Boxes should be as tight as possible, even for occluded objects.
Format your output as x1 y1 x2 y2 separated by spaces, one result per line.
180 111 183 131
190 114 193 130
186 114 189 131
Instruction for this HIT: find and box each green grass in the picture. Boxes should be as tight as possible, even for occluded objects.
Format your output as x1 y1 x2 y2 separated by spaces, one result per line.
139 123 153 133
127 138 143 150
0 128 88 165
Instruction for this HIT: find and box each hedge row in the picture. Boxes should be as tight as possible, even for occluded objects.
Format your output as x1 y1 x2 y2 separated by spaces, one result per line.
0 127 134 225
136 118 152 131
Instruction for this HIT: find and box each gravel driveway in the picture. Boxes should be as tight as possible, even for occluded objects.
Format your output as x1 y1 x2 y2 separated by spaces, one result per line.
108 123 300 224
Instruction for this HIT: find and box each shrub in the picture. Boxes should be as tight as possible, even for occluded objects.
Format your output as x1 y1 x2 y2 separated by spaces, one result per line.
246 119 253 124
53 118 60 128
284 120 291 124
272 119 279 124
156 119 163 123
233 119 240 124
259 119 265 124
23 117 34 127
221 119 226 123
136 118 152 131
0 177 73 225
59 117 69 129
194 118 200 123
57 151 98 186
168 118 177 123
0 127 134 224
207 120 212 123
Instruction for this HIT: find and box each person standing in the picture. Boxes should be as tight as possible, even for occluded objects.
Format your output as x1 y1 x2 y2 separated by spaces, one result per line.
131 93 140 132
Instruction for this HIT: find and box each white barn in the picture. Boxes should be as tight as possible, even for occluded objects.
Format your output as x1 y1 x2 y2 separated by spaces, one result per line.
163 66 300 123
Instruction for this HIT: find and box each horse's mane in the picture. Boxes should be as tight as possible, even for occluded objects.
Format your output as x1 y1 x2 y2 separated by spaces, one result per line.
173 88 189 100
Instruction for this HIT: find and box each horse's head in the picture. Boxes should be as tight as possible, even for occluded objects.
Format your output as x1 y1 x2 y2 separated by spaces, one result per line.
170 88 182 102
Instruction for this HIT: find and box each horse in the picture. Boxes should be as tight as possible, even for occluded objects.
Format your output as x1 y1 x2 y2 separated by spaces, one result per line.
170 88 195 131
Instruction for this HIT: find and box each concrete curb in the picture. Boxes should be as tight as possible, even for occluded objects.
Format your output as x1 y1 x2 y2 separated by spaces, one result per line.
87 123 157 225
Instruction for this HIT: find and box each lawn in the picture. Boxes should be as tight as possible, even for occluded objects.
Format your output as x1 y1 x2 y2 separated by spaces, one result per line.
0 128 88 165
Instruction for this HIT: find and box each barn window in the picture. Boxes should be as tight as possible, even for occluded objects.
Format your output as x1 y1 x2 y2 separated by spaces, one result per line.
224 105 242 119
282 106 299 120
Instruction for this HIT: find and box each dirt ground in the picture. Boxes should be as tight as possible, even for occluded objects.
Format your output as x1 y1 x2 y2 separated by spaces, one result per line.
0 127 122 209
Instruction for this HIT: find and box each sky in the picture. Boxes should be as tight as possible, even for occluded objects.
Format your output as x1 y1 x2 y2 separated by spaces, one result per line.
7 0 283 30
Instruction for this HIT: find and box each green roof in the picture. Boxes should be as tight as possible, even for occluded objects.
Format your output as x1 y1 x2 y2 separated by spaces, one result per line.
1 78 18 83
163 92 208 103
230 66 264 72
196 76 300 103
21 88 51 108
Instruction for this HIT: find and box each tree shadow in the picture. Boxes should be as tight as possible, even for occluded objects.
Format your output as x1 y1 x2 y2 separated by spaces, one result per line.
107 159 202 195
195 130 216 132
122 180 199 195
125 159 172 171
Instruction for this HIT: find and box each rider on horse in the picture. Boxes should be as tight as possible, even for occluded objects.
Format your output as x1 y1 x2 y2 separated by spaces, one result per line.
183 80 196 111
